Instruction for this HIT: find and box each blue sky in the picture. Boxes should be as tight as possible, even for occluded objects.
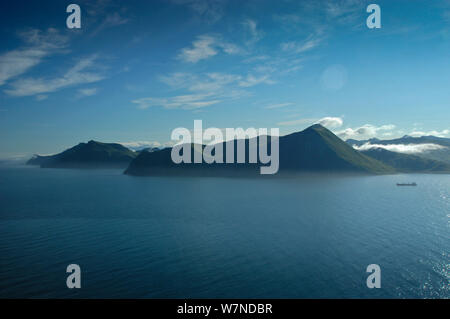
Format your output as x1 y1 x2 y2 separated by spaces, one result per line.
0 0 450 158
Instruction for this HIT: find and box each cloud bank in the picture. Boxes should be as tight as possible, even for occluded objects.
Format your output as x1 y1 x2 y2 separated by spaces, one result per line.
353 143 446 154
337 124 396 140
119 141 164 151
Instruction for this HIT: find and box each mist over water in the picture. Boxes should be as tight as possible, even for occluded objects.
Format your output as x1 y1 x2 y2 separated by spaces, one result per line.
0 166 448 298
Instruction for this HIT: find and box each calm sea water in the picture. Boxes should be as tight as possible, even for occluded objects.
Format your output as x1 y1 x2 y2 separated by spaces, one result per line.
0 166 448 298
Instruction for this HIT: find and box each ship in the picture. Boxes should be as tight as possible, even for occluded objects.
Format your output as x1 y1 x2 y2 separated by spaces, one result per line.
396 182 417 186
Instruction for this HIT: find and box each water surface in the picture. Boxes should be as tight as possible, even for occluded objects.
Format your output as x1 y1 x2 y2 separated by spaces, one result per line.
0 166 448 298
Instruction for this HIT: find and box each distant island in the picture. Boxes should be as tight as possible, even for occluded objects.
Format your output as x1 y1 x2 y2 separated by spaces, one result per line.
27 124 450 175
27 140 137 168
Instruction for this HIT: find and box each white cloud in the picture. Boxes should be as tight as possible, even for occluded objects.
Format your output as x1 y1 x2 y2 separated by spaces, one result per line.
177 35 240 63
316 116 343 129
337 124 396 140
219 42 241 55
159 72 195 88
325 0 364 24
178 35 218 63
5 56 104 97
136 69 273 111
119 141 164 151
243 19 263 44
78 88 98 97
239 74 274 87
353 143 447 154
189 73 242 92
163 71 273 91
0 28 69 86
132 93 221 110
281 36 322 54
138 71 261 111
409 129 450 138
264 102 293 109
0 49 47 86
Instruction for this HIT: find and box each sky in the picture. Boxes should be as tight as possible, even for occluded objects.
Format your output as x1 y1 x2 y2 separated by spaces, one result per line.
0 0 450 158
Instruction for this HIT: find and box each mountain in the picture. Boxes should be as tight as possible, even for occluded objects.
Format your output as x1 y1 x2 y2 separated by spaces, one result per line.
278 124 392 173
360 148 450 173
27 140 137 168
124 124 394 176
346 135 450 164
27 154 53 166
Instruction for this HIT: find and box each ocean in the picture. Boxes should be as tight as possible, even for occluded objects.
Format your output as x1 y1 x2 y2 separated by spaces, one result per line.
0 166 448 298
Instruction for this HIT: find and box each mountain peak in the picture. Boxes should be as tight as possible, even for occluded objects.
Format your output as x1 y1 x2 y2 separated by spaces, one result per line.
302 124 330 134
307 123 326 130
27 140 137 168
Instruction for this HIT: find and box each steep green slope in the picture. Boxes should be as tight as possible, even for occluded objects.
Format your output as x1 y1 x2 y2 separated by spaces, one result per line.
279 124 394 173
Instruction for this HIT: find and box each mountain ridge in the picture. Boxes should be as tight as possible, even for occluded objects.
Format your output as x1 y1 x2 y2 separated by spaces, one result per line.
26 125 450 175
125 124 394 176
27 140 137 168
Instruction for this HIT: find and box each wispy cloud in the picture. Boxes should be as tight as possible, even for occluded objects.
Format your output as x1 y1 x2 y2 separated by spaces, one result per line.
170 0 226 24
160 72 244 94
281 35 323 54
325 0 364 25
119 140 165 151
177 34 240 63
91 12 129 36
78 87 98 97
134 69 274 110
264 102 293 109
337 124 396 140
243 19 264 45
0 28 69 86
353 143 447 154
5 55 105 97
275 0 364 29
83 0 129 36
273 0 365 61
409 129 450 138
132 93 221 110
239 74 275 87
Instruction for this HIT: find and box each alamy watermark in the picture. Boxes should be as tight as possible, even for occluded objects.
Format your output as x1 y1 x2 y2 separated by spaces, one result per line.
66 264 81 289
66 4 81 29
170 120 279 175
366 4 381 29
366 264 381 288
66 4 380 30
